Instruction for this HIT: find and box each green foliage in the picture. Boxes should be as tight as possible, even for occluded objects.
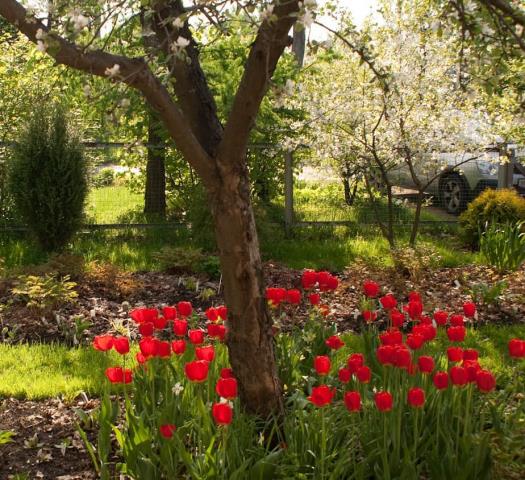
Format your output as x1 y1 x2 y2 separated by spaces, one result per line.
0 430 15 445
11 274 78 311
391 244 442 282
91 167 115 188
470 280 508 306
479 221 525 272
459 189 525 247
152 246 220 278
8 104 88 251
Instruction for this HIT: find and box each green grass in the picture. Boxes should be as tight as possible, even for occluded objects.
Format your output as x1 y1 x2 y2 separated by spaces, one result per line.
86 185 143 224
0 343 116 400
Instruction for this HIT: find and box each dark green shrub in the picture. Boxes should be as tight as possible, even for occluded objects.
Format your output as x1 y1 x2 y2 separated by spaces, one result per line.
91 167 115 188
8 104 87 251
459 188 525 247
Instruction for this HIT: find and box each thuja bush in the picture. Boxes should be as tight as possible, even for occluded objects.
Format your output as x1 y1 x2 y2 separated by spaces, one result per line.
86 274 525 479
8 104 87 252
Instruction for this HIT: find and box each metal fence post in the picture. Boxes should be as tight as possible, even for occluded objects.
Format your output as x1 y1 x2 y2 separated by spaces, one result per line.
284 150 294 237
498 146 515 189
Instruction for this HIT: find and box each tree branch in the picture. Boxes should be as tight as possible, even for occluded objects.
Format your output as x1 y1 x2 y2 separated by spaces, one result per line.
217 0 300 166
0 0 217 186
480 0 525 27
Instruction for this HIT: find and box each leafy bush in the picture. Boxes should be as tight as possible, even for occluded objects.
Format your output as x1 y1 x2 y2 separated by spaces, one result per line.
459 189 525 247
84 275 524 479
479 221 525 272
8 104 87 251
91 167 115 188
153 246 220 278
11 274 78 311
391 244 442 282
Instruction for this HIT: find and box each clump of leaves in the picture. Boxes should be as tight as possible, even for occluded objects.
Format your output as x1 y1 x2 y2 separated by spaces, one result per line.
479 221 525 272
391 244 442 283
56 314 92 346
0 430 15 445
470 280 508 306
153 246 221 278
84 261 141 298
11 274 78 311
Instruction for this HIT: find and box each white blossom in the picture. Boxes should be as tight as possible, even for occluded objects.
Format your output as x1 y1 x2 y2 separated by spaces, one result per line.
172 382 184 396
36 41 47 53
105 64 121 78
171 36 190 54
69 9 89 32
172 17 184 29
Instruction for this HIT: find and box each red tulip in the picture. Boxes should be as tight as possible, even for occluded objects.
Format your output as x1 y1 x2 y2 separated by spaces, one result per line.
347 353 365 373
319 304 330 317
286 289 301 304
207 323 226 341
447 346 463 362
157 340 171 358
212 402 233 425
123 369 133 384
363 280 380 298
266 287 286 306
308 385 336 407
393 345 411 368
220 368 234 379
93 335 114 351
162 306 178 320
216 377 238 399
379 329 402 346
153 316 167 330
159 424 176 439
447 326 466 343
433 310 448 326
338 367 351 383
308 293 321 305
356 366 371 383
326 275 339 291
217 305 228 320
317 271 331 290
205 307 219 322
376 345 395 365
136 352 147 364
406 301 423 320
463 349 478 361
407 387 425 408
413 324 436 342
301 269 318 289
314 355 331 375
139 322 154 337
374 391 393 412
171 339 186 355
113 336 130 355
450 314 464 327
344 391 361 412
380 294 397 310
185 360 209 382
177 301 193 317
463 302 476 318
173 319 188 337
139 337 159 357
130 308 158 324
105 367 132 384
362 310 377 322
418 356 435 374
433 371 449 390
390 309 405 327
508 338 525 358
188 329 205 345
450 366 468 386
463 360 481 382
476 370 496 393
408 291 421 303
325 335 345 350
196 345 215 362
406 333 425 350
420 315 432 325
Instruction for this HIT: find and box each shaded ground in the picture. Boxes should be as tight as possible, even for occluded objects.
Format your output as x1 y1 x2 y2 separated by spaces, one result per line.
0 398 98 480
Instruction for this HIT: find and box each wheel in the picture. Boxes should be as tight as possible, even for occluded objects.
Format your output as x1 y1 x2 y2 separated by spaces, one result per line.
439 174 468 214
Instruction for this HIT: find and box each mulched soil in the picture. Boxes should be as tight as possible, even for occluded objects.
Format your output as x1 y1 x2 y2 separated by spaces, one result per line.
0 260 523 478
0 397 98 480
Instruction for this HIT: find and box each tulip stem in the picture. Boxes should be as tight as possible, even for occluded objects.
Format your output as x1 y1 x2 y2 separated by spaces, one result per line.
320 407 326 479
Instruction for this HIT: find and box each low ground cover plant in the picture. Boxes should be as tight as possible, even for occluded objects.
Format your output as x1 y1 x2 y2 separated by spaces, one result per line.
84 273 524 479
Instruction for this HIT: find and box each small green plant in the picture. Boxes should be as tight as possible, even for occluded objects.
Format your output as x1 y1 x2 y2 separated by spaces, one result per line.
56 314 92 346
11 274 78 311
91 167 115 188
8 103 87 252
0 430 15 445
391 244 442 282
470 280 508 306
479 221 525 272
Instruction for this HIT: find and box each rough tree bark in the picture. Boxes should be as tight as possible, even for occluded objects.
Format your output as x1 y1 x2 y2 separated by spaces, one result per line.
0 0 300 418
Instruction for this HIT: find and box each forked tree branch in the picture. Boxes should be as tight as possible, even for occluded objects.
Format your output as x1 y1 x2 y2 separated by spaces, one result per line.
0 0 217 186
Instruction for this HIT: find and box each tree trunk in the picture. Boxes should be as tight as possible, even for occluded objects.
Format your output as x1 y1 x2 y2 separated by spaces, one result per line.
210 160 283 418
144 112 166 217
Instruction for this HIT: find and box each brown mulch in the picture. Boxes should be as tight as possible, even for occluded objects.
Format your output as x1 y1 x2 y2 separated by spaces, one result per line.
0 397 98 480
1 262 524 344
